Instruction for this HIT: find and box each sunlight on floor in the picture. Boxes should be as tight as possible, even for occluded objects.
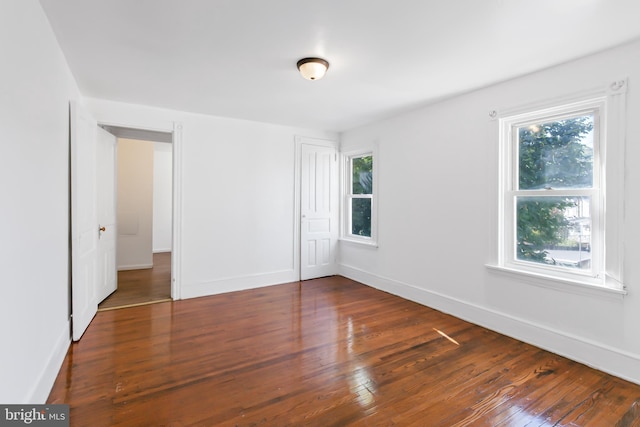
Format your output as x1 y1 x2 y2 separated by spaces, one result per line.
433 328 460 346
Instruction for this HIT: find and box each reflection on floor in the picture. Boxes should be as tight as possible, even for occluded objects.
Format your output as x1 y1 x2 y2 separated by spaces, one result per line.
98 252 171 311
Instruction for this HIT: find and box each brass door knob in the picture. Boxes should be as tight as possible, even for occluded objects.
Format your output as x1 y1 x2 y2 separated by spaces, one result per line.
99 226 106 232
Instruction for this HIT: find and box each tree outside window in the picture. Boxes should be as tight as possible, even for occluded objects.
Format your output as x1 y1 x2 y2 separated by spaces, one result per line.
514 113 596 271
351 155 373 237
344 152 375 242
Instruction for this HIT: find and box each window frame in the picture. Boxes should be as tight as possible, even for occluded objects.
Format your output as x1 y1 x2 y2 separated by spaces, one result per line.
341 148 378 246
495 84 627 293
504 102 603 281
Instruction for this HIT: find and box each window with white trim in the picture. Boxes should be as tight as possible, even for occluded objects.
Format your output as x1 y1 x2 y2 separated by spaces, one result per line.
497 85 627 291
343 151 377 244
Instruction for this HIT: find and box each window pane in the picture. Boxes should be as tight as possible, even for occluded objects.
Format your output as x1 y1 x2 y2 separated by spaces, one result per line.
351 198 372 237
352 156 373 194
518 115 594 190
516 196 591 270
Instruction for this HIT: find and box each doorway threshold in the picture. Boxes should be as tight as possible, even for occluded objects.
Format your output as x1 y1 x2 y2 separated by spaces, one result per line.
97 298 172 312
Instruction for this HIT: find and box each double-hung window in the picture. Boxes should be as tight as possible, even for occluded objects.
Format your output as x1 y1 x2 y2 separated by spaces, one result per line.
497 90 626 291
343 151 376 245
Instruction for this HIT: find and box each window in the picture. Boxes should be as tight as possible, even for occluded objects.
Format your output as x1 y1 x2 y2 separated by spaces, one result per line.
343 150 377 245
497 91 626 291
512 109 599 275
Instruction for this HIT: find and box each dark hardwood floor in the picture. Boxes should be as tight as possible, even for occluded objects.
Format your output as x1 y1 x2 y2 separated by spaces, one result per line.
98 252 172 310
49 276 640 426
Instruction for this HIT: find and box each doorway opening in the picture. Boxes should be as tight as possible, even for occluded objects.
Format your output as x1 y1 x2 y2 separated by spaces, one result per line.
97 125 174 311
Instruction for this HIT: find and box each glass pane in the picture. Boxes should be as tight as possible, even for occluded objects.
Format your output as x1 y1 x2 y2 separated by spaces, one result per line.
352 156 373 194
518 114 594 190
351 198 372 237
516 196 591 270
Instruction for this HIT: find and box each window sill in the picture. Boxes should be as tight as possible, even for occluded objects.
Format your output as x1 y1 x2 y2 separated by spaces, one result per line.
485 264 627 300
339 237 378 248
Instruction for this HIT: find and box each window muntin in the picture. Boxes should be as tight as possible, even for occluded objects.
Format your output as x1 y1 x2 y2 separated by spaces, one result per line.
503 105 602 279
344 153 375 242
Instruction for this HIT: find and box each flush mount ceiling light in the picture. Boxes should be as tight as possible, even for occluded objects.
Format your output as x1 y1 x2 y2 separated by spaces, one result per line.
297 57 329 80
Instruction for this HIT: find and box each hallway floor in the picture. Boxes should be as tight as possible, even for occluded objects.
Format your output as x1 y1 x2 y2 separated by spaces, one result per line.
98 252 171 310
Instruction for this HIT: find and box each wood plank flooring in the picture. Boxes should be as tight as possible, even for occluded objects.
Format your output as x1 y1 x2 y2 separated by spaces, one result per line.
98 252 172 310
49 276 640 426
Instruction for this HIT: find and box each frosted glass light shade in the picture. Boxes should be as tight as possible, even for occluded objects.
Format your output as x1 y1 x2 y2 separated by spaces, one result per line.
297 58 329 80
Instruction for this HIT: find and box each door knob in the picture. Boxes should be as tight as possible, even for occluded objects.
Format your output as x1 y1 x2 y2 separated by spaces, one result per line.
99 226 106 232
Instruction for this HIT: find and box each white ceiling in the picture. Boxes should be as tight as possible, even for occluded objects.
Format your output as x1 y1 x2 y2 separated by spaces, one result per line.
39 0 640 132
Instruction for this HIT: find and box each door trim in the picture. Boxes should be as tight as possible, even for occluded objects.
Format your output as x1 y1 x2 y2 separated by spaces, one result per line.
171 123 183 299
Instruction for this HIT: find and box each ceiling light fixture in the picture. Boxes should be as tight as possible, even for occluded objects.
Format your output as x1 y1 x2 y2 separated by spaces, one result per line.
297 57 329 81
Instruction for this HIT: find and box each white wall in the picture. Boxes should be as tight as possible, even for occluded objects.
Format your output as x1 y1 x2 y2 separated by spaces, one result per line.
85 97 337 298
0 0 80 402
117 139 154 270
339 39 640 384
153 142 172 253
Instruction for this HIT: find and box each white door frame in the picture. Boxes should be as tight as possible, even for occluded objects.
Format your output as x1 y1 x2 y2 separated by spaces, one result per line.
294 135 339 281
170 123 183 299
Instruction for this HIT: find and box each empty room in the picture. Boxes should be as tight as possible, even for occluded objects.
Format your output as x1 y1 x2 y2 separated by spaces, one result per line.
2 0 640 425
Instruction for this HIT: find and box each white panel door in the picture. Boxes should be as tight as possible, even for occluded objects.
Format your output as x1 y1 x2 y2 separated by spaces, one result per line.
300 143 338 280
70 101 99 341
96 127 117 302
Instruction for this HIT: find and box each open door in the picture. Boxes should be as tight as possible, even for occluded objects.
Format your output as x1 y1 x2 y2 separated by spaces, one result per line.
96 127 117 302
70 101 100 340
300 142 339 280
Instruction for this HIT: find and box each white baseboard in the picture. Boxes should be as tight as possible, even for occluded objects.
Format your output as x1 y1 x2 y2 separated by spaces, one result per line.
181 269 297 299
339 264 640 386
118 263 153 271
153 249 171 254
29 321 70 403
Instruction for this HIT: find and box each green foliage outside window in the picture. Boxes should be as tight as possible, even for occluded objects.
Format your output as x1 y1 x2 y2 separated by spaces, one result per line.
518 116 593 190
516 116 593 265
351 156 373 237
